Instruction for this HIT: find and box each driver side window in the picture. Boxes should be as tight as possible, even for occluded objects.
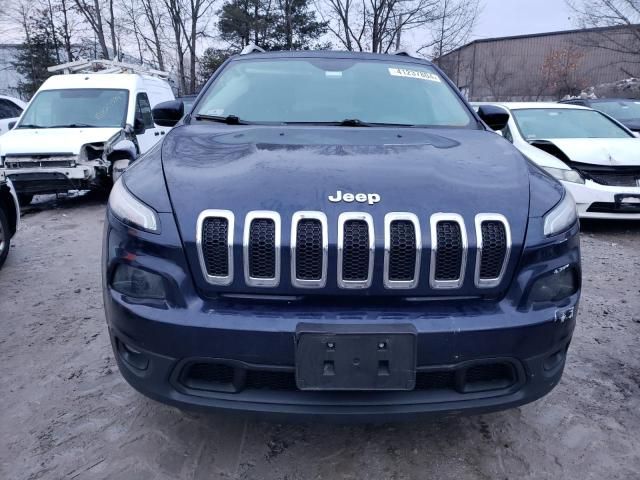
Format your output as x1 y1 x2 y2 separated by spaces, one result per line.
135 93 154 128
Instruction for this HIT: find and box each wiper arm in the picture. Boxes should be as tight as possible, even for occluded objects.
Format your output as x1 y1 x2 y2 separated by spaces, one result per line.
338 118 372 127
194 114 251 125
17 124 47 129
49 123 98 128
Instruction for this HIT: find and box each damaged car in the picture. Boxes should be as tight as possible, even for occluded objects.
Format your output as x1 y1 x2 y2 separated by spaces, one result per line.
104 50 581 419
474 102 640 219
0 63 174 204
0 173 19 269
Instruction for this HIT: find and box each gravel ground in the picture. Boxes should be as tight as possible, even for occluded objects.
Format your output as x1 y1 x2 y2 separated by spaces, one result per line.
1 193 639 480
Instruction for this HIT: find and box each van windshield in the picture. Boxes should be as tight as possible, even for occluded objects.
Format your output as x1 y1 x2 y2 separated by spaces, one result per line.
195 58 474 127
18 89 129 129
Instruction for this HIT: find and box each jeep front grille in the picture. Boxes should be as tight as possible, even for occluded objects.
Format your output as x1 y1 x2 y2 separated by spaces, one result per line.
475 214 511 288
197 210 512 291
291 212 328 288
338 213 374 288
244 212 280 287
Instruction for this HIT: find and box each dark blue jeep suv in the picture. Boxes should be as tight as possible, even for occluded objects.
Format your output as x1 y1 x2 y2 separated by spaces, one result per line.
102 50 581 419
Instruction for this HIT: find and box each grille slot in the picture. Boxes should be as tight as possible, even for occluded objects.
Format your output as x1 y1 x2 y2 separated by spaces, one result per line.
475 214 511 288
430 214 467 289
291 212 327 288
244 211 281 287
197 210 234 285
384 213 421 289
338 213 374 288
202 218 229 276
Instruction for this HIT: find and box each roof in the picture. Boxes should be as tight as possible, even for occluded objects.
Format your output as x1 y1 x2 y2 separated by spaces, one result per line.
39 73 167 91
231 50 432 65
472 102 592 111
440 24 640 58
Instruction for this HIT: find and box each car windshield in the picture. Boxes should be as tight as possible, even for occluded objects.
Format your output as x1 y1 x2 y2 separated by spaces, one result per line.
195 58 474 127
18 89 129 129
591 99 640 121
512 108 632 139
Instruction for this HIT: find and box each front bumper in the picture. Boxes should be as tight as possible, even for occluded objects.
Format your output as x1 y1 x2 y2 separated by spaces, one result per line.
564 180 640 219
2 166 96 195
106 294 576 419
103 210 581 419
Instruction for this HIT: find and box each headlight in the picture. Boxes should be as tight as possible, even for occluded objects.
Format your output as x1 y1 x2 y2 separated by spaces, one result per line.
112 264 166 299
544 193 577 236
541 167 584 184
109 178 159 232
529 265 578 303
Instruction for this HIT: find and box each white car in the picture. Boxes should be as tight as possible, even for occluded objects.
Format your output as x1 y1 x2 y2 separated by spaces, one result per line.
0 95 26 136
0 63 174 204
473 102 640 219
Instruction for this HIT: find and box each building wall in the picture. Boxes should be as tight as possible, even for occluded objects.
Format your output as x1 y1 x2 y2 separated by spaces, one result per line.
438 27 640 101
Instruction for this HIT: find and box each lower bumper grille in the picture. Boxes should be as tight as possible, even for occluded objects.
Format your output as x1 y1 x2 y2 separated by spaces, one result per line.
178 360 518 395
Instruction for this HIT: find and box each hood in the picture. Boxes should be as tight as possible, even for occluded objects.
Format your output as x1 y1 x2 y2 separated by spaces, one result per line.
537 138 640 167
161 125 531 296
0 127 121 156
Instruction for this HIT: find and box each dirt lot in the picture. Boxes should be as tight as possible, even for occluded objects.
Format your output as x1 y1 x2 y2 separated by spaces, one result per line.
1 193 639 480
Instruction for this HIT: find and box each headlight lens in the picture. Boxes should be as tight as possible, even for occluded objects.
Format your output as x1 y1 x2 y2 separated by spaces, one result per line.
109 179 159 232
544 193 577 236
112 264 166 299
541 167 584 184
529 265 578 303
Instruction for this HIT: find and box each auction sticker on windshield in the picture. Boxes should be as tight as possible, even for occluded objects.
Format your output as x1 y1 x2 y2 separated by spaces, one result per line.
388 68 441 82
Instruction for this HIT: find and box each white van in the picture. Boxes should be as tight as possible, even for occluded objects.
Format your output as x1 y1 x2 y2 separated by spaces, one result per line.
0 61 174 204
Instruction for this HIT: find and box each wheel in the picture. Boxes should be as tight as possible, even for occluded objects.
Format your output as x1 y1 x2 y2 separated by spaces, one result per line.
0 206 10 269
17 193 33 205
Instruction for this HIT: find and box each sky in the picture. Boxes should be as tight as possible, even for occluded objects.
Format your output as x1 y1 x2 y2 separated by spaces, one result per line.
472 0 576 40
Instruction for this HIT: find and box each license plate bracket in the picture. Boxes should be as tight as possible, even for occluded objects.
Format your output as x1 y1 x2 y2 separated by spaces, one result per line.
295 323 417 391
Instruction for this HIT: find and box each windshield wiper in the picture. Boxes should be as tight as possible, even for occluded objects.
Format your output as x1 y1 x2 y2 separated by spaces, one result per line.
284 119 418 127
194 114 251 125
17 124 47 129
49 123 99 128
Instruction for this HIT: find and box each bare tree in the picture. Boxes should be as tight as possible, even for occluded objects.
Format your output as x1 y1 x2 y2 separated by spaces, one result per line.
323 0 441 53
73 0 111 58
567 0 640 75
480 50 514 101
163 0 188 93
426 0 480 61
181 0 217 94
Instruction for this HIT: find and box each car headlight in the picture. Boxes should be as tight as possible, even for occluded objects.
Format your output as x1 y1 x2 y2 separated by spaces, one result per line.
544 193 577 236
109 178 159 232
541 167 584 184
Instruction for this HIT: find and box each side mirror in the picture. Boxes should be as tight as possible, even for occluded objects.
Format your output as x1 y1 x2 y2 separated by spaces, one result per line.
133 115 146 135
8 121 16 130
477 105 510 131
152 100 184 127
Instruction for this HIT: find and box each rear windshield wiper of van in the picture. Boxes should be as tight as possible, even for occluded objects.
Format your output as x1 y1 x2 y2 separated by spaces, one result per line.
194 114 252 125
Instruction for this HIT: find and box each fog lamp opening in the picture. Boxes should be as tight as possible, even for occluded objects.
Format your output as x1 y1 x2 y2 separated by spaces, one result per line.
111 263 166 300
529 265 578 304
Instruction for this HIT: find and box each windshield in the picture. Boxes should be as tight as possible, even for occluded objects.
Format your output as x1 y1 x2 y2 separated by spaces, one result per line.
512 108 632 140
195 58 473 127
591 99 640 121
18 89 129 129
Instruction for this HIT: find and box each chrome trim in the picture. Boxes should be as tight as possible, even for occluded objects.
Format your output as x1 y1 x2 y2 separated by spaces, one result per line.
243 211 281 287
474 213 511 288
337 212 374 289
383 212 421 289
291 211 328 288
196 209 234 286
429 213 467 289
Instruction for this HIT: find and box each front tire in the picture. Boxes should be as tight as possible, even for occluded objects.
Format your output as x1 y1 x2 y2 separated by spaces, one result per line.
0 207 10 269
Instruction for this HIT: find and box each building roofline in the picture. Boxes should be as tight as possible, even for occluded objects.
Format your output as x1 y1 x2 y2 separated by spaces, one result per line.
439 23 640 59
